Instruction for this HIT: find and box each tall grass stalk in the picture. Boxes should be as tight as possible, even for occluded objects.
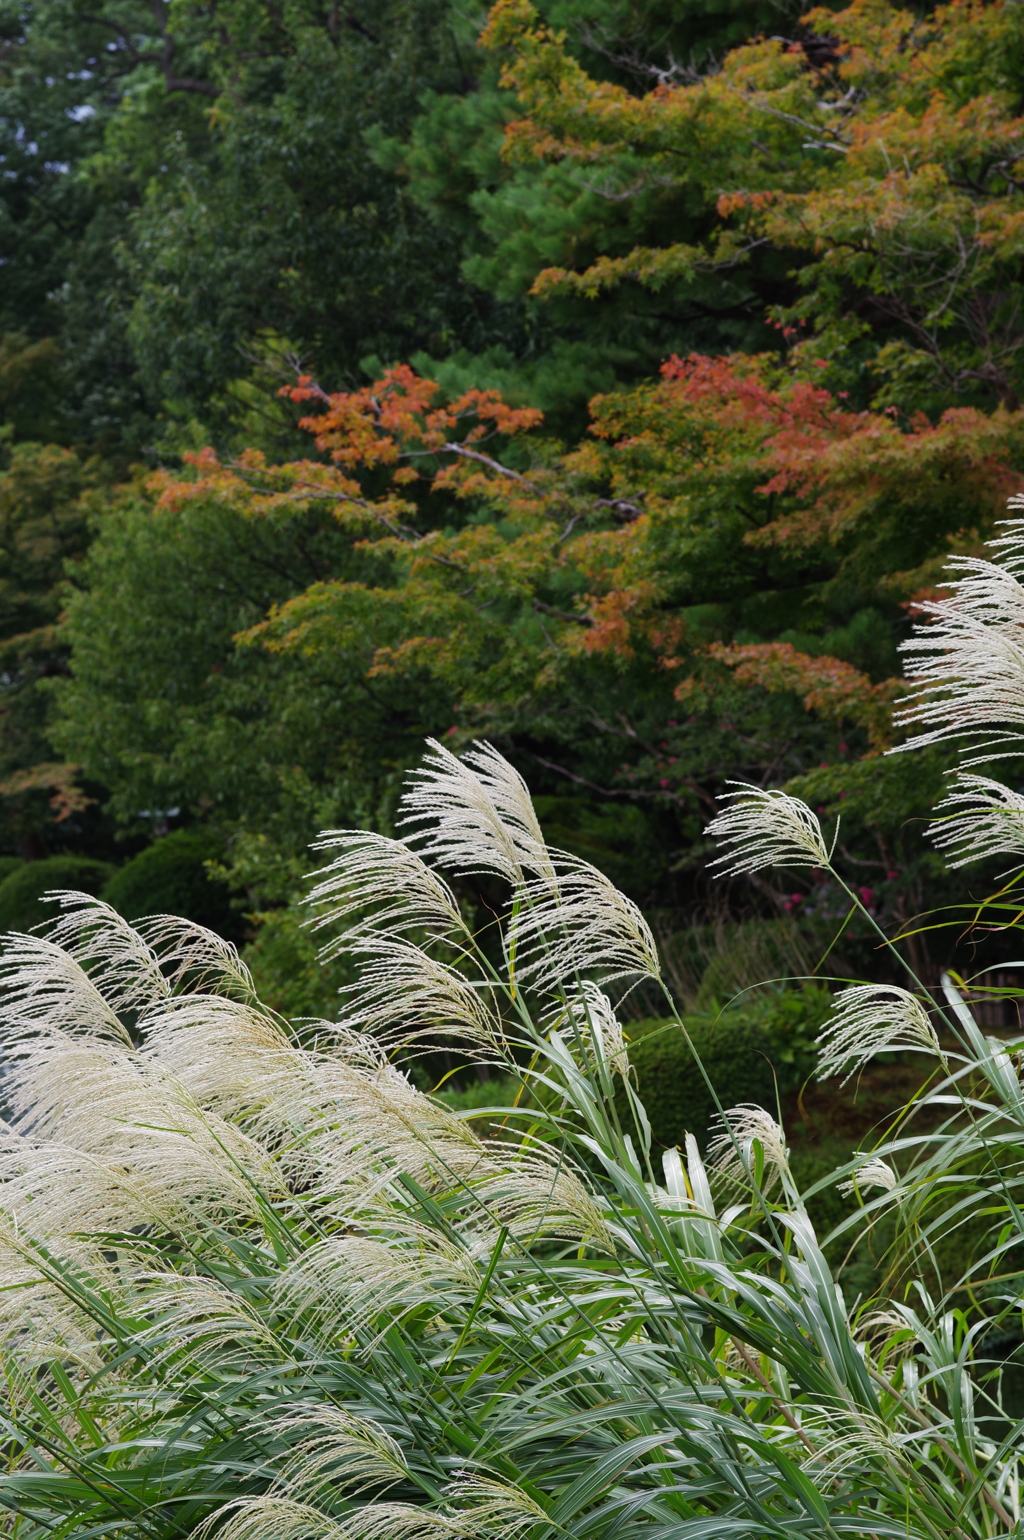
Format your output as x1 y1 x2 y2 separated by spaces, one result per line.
7 521 1024 1537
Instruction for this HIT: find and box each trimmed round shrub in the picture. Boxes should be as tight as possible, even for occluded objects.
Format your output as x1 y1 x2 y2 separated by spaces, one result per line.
0 858 23 887
101 829 243 940
0 855 116 933
621 988 831 1152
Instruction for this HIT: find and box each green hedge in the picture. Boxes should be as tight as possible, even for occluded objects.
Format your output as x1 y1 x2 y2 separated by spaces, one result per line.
0 856 116 933
620 987 831 1152
101 829 242 939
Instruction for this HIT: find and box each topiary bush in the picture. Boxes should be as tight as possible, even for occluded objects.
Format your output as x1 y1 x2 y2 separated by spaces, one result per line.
101 828 243 939
0 854 114 933
622 986 831 1151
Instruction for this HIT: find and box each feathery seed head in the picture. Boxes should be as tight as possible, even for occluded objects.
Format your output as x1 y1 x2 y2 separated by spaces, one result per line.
398 739 554 885
468 1139 614 1252
339 938 503 1055
201 1498 519 1540
269 1406 408 1503
193 1497 346 1540
928 772 1024 871
305 831 465 952
705 783 833 876
277 1233 480 1346
839 1157 899 1197
135 1273 284 1370
894 510 1024 762
0 932 131 1048
442 1474 549 1534
43 892 170 1014
545 981 630 1077
817 985 939 1083
709 1105 789 1189
134 912 258 999
508 854 661 989
802 1407 913 1480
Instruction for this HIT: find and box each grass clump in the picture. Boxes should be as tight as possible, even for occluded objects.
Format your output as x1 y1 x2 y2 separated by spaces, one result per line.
2 723 1024 1540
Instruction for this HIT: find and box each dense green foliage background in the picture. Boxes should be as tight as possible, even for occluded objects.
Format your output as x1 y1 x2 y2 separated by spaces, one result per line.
3 0 1024 1036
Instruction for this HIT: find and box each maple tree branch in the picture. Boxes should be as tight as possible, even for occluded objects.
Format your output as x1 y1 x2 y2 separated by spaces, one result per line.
214 467 468 571
552 514 583 546
525 751 683 802
594 497 643 523
431 442 541 491
532 599 593 627
526 749 717 809
737 89 851 150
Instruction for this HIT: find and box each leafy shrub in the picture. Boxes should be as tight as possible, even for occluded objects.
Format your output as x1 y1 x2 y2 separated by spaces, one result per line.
0 858 22 887
623 986 831 1150
101 828 243 939
242 902 356 1018
0 853 113 932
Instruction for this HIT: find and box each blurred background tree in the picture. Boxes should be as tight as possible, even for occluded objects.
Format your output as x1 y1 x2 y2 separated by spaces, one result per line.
1 0 1023 1080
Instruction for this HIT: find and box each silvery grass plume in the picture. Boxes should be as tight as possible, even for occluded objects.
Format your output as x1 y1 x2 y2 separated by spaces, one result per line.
927 772 1024 871
894 508 1024 763
134 910 261 999
197 1497 534 1540
337 937 503 1056
708 1104 790 1191
705 782 834 876
305 830 467 954
266 1406 409 1503
394 738 658 998
838 1157 899 1198
44 891 172 1010
544 980 631 1077
307 740 660 996
7 742 1024 1540
398 737 555 885
508 853 661 990
816 984 941 1083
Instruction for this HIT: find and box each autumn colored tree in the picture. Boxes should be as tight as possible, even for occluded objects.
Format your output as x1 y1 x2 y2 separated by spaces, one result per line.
22 0 1024 985
475 0 1024 416
52 353 1024 953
